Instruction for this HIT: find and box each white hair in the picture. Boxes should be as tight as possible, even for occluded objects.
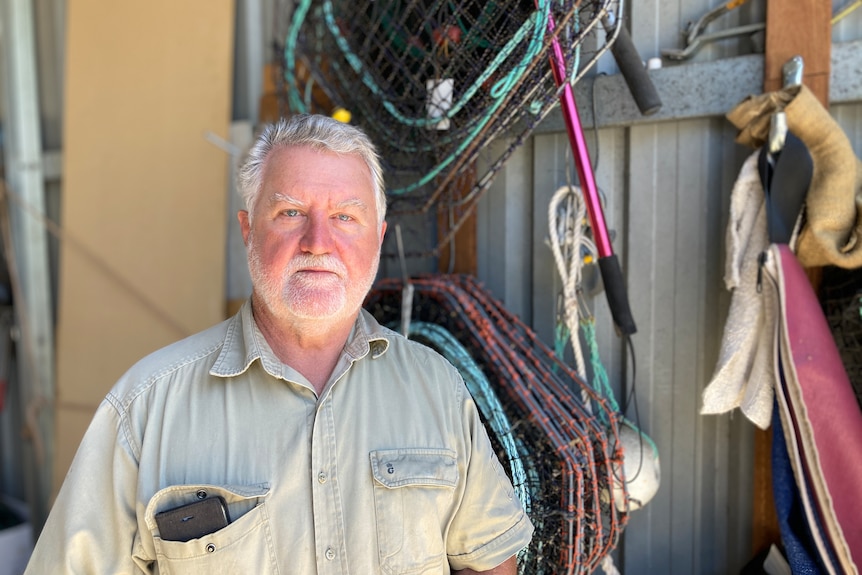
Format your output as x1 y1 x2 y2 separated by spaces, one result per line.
237 114 387 228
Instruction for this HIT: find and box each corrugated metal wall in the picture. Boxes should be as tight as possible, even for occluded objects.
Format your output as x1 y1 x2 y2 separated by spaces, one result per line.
477 115 755 575
478 1 862 573
617 117 753 575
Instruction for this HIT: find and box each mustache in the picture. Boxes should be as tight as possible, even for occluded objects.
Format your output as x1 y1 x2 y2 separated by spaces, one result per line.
286 254 347 276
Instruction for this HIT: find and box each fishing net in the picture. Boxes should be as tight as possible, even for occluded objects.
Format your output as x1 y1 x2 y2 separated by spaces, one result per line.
280 0 623 255
820 265 862 410
365 274 629 574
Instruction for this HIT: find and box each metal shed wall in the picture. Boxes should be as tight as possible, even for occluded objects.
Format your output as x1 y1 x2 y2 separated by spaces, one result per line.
477 111 755 575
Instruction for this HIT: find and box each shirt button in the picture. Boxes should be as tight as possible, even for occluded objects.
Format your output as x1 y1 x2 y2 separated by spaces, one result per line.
325 547 336 561
318 472 327 484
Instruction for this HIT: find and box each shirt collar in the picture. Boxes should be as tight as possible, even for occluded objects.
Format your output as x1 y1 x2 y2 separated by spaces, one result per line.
209 300 390 379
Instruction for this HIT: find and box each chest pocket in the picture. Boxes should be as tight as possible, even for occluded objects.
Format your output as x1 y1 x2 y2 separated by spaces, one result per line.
370 449 458 575
145 483 276 575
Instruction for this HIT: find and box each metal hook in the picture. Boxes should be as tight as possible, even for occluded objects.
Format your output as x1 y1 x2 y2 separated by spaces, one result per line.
766 56 802 155
782 55 804 89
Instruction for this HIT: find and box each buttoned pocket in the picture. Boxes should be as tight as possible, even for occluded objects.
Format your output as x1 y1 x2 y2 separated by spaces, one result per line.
145 483 277 574
370 449 458 575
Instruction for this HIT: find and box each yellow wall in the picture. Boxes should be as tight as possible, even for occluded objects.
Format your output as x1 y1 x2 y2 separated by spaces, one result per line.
55 0 236 491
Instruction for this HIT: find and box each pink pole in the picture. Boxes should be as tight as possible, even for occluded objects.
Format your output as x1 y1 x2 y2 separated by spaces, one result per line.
541 8 637 335
545 13 614 258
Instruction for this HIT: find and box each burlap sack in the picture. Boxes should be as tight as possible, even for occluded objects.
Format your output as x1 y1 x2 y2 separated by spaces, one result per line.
727 85 862 268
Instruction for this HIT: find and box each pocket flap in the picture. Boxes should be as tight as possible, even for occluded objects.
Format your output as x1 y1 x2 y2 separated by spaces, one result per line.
370 449 458 489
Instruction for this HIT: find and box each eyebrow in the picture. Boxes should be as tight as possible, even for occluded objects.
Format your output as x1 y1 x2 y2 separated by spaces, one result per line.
270 193 369 212
271 193 306 208
335 198 370 212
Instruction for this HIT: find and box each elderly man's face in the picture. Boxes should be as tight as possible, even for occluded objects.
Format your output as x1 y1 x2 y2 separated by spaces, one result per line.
240 145 386 324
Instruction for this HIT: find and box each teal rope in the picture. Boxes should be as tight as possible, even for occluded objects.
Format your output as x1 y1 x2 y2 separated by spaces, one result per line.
552 321 570 374
564 2 582 84
284 0 314 114
322 0 548 127
581 319 614 419
405 322 535 509
582 319 659 457
404 321 542 574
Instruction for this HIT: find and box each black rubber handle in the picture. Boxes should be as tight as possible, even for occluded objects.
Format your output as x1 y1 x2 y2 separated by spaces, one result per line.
598 254 637 335
608 19 662 116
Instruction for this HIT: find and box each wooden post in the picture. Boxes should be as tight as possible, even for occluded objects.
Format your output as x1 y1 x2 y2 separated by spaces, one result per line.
437 163 478 275
752 0 831 558
763 0 831 103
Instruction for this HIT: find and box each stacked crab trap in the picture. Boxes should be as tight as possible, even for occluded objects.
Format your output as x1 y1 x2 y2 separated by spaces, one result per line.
282 0 624 255
365 276 631 574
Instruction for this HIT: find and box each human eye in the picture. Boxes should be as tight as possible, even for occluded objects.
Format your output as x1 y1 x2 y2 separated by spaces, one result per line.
280 208 301 217
336 213 353 222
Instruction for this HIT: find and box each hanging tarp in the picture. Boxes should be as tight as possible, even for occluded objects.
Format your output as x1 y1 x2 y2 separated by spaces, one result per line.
704 82 862 573
768 243 862 573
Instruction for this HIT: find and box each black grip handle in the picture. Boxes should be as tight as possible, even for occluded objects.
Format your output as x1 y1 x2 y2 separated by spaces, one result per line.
607 19 662 116
598 254 637 336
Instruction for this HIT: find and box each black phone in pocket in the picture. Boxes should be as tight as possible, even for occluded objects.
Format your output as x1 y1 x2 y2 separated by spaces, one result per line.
155 496 231 542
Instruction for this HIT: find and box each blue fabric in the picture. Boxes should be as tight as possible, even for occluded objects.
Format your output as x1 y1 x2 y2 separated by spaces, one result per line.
771 402 824 574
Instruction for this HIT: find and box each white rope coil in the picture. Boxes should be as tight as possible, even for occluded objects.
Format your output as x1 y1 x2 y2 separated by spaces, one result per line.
547 184 597 381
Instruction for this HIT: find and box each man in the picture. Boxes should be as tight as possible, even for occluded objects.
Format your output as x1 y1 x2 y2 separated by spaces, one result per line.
26 114 533 574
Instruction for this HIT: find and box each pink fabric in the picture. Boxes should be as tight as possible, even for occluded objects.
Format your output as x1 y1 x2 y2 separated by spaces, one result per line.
778 244 862 568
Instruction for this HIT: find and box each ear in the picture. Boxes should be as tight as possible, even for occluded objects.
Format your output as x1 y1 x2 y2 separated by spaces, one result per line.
238 211 251 246
378 221 388 247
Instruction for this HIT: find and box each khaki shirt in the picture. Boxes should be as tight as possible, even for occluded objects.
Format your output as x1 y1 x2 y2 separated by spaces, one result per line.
26 302 533 574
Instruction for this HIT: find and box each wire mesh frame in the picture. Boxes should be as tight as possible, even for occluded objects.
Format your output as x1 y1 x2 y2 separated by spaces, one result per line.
280 0 623 258
366 275 629 574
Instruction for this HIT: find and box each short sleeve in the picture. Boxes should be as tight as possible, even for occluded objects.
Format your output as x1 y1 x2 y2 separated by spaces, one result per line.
25 397 146 574
446 390 534 571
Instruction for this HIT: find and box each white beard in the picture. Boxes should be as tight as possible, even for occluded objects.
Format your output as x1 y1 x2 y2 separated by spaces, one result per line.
281 259 347 318
247 231 379 322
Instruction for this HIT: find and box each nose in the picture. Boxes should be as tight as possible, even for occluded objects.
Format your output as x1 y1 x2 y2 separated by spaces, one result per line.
299 213 334 254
